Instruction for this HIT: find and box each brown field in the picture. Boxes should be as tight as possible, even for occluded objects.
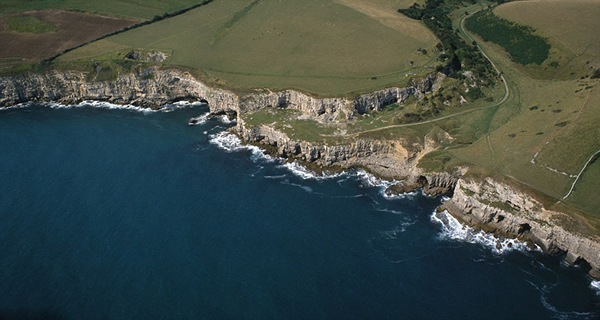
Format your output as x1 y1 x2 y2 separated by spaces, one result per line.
0 10 136 65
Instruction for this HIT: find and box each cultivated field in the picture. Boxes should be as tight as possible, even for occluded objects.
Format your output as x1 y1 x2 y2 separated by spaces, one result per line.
0 11 135 66
58 0 438 96
0 0 204 20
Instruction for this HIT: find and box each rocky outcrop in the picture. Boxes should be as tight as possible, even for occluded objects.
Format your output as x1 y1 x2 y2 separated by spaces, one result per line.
237 120 459 196
442 178 600 279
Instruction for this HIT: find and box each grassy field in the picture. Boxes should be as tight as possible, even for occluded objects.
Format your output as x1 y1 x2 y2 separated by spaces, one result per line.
0 0 205 20
442 0 600 217
0 11 135 65
4 15 56 34
58 0 438 96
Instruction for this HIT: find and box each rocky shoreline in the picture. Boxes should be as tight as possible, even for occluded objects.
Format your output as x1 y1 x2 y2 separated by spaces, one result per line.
1 68 598 279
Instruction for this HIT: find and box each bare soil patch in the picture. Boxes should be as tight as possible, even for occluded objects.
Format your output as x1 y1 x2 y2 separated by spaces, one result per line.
0 10 136 65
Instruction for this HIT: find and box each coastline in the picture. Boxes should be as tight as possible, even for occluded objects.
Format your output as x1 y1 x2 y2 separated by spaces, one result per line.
1 68 598 280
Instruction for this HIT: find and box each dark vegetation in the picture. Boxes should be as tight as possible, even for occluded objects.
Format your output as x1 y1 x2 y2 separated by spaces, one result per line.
465 10 550 65
398 0 496 82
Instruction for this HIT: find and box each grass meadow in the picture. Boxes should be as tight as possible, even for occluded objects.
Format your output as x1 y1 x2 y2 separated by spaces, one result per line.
444 0 600 219
4 15 56 33
58 0 437 96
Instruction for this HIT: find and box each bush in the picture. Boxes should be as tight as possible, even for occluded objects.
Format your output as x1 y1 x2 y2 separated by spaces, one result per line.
467 87 485 100
465 10 550 65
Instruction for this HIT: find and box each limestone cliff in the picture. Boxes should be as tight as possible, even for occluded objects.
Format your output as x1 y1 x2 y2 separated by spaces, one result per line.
0 68 437 120
442 178 600 279
237 120 459 196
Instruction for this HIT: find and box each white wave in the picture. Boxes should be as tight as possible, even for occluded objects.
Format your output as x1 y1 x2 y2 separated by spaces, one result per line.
5 100 208 114
431 210 534 254
218 114 235 124
352 170 424 200
208 132 273 162
591 280 600 295
355 169 392 188
53 101 162 114
188 112 210 126
0 102 31 110
382 189 419 200
279 161 346 180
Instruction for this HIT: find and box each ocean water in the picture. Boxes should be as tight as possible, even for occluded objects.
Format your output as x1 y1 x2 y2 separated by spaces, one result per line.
0 103 598 319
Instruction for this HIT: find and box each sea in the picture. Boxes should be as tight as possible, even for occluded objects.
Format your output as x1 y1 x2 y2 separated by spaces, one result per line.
0 102 599 319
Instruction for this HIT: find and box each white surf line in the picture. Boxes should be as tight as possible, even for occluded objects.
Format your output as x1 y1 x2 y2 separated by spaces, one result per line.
562 149 600 200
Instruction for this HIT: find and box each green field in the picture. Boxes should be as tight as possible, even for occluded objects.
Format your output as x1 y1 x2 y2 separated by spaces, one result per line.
443 0 600 217
57 0 437 96
4 15 57 33
0 0 203 20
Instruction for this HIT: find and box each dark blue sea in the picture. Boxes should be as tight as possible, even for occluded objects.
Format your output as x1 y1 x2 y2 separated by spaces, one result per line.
0 103 599 319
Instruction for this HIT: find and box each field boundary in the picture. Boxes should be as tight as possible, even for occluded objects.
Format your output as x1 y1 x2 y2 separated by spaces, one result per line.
562 149 600 200
43 0 214 63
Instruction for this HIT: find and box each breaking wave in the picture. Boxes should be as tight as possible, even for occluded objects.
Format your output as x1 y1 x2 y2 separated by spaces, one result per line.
279 162 346 180
355 169 391 188
208 131 273 162
431 210 534 254
591 280 600 295
187 112 210 125
8 100 207 114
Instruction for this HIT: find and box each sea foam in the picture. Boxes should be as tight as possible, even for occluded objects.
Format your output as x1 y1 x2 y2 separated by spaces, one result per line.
208 131 273 162
591 280 600 295
6 100 206 114
431 210 534 254
278 162 344 180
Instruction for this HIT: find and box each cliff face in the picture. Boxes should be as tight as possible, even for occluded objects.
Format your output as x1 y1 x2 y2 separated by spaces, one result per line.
237 121 459 196
0 68 437 120
0 68 239 112
443 178 600 279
